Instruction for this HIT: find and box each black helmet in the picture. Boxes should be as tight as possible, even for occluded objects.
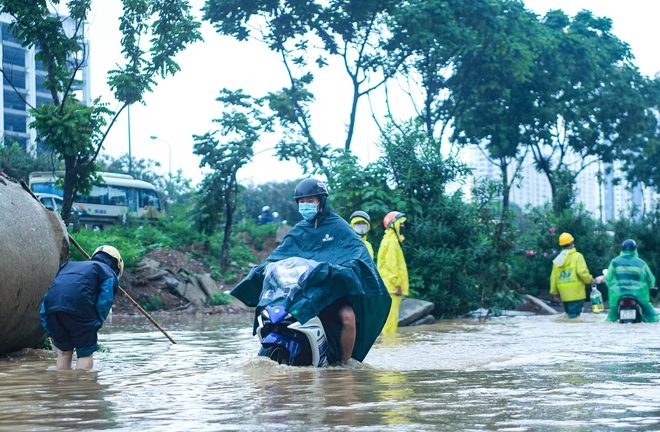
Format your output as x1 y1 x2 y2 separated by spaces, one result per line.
349 210 370 223
294 178 329 201
622 239 637 251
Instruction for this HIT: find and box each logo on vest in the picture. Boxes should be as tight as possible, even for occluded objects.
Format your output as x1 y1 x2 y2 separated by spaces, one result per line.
322 233 334 242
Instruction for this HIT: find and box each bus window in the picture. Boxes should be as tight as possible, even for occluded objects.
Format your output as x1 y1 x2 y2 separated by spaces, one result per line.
32 182 59 195
108 185 127 206
75 185 108 205
140 190 160 210
127 189 139 213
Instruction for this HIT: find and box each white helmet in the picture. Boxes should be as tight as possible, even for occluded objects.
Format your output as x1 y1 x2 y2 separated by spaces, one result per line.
262 206 270 212
272 212 279 218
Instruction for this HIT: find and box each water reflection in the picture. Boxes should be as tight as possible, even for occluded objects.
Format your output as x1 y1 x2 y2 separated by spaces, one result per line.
0 350 116 430
2 313 660 430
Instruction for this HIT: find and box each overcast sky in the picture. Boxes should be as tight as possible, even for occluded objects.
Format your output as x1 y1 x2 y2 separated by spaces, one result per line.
86 0 660 187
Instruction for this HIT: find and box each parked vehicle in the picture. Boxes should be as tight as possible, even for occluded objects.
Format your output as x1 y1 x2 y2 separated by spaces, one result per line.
34 193 63 212
29 171 162 230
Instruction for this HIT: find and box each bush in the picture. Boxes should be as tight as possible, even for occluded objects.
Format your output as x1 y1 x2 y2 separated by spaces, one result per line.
207 292 230 306
141 295 164 311
509 205 615 298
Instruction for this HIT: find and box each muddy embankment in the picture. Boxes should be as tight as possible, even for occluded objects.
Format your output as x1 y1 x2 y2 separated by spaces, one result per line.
0 175 69 355
114 248 251 315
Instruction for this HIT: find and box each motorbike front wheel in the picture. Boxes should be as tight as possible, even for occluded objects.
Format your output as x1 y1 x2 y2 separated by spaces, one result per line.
259 345 290 365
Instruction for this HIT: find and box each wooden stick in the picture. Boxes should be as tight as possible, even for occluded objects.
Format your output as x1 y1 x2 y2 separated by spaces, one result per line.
19 179 177 344
69 236 177 344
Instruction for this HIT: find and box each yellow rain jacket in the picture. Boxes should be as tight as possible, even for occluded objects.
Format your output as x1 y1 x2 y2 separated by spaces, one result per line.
550 248 592 302
377 218 409 333
349 216 374 259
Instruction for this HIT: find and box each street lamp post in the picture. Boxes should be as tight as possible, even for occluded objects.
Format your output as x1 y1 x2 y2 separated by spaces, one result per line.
150 135 172 176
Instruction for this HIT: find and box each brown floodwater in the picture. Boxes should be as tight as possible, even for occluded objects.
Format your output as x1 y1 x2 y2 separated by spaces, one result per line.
2 312 660 431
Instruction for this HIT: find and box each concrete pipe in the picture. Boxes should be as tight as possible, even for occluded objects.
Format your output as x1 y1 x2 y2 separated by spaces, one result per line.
0 176 69 355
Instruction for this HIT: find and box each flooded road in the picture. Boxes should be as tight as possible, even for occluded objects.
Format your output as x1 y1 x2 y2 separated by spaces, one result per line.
2 312 660 431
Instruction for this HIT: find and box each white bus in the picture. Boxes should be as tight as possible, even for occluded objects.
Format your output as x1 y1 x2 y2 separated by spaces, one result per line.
29 171 162 229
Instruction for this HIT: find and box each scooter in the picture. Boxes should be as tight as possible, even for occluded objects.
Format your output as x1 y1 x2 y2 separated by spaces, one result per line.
254 257 329 367
256 305 329 366
617 294 643 324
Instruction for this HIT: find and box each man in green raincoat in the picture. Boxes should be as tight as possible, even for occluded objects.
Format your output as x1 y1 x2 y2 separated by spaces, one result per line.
605 239 658 323
231 178 391 364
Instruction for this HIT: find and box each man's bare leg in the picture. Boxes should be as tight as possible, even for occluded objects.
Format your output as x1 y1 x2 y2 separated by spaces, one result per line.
338 305 356 362
75 354 94 370
56 350 73 370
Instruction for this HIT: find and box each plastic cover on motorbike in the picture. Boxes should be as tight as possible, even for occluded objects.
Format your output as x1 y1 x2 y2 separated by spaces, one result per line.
260 257 319 305
231 210 391 362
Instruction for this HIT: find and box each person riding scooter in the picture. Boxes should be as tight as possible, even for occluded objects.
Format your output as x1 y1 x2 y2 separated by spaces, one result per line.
605 239 658 323
231 178 391 365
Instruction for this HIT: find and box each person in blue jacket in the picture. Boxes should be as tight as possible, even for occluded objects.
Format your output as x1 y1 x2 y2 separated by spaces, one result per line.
40 245 124 370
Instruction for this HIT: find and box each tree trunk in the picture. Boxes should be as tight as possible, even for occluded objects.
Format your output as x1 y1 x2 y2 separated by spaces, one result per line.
220 179 235 270
499 157 510 220
344 85 360 151
60 156 78 225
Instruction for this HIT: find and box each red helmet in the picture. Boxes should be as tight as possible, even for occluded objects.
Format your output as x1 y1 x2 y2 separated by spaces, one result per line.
383 211 405 229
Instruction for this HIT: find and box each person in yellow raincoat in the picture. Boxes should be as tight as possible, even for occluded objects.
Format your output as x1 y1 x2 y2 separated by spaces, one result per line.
550 232 596 318
377 211 409 333
349 210 374 259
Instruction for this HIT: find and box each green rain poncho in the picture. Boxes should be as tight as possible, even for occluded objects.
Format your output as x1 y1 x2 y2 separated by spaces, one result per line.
605 249 658 323
231 205 391 362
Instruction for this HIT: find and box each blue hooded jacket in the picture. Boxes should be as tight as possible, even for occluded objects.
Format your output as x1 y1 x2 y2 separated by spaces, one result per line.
40 254 119 331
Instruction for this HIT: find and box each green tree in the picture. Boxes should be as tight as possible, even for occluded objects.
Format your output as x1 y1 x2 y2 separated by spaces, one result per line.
451 0 539 216
385 0 497 142
0 0 201 222
192 89 272 269
327 119 515 316
524 10 656 214
203 0 407 175
0 139 62 182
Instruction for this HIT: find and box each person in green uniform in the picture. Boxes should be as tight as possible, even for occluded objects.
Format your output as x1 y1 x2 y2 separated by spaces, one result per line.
605 239 658 323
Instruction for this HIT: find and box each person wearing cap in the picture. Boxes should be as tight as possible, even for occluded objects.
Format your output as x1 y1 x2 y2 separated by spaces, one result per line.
605 239 658 323
378 211 409 333
349 210 374 259
39 246 123 370
550 232 596 318
231 178 391 365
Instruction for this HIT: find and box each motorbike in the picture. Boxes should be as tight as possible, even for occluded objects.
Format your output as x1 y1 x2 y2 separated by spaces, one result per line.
601 267 657 324
616 294 643 324
255 257 330 367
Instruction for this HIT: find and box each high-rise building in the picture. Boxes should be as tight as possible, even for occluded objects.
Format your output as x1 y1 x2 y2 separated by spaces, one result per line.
461 144 658 221
0 13 91 153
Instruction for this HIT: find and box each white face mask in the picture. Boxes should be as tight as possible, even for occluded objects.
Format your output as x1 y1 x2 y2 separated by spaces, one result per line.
354 224 368 235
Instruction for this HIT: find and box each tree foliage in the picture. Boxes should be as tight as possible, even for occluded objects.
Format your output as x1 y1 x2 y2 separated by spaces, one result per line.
203 0 407 174
0 140 62 182
0 0 201 222
192 89 272 268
